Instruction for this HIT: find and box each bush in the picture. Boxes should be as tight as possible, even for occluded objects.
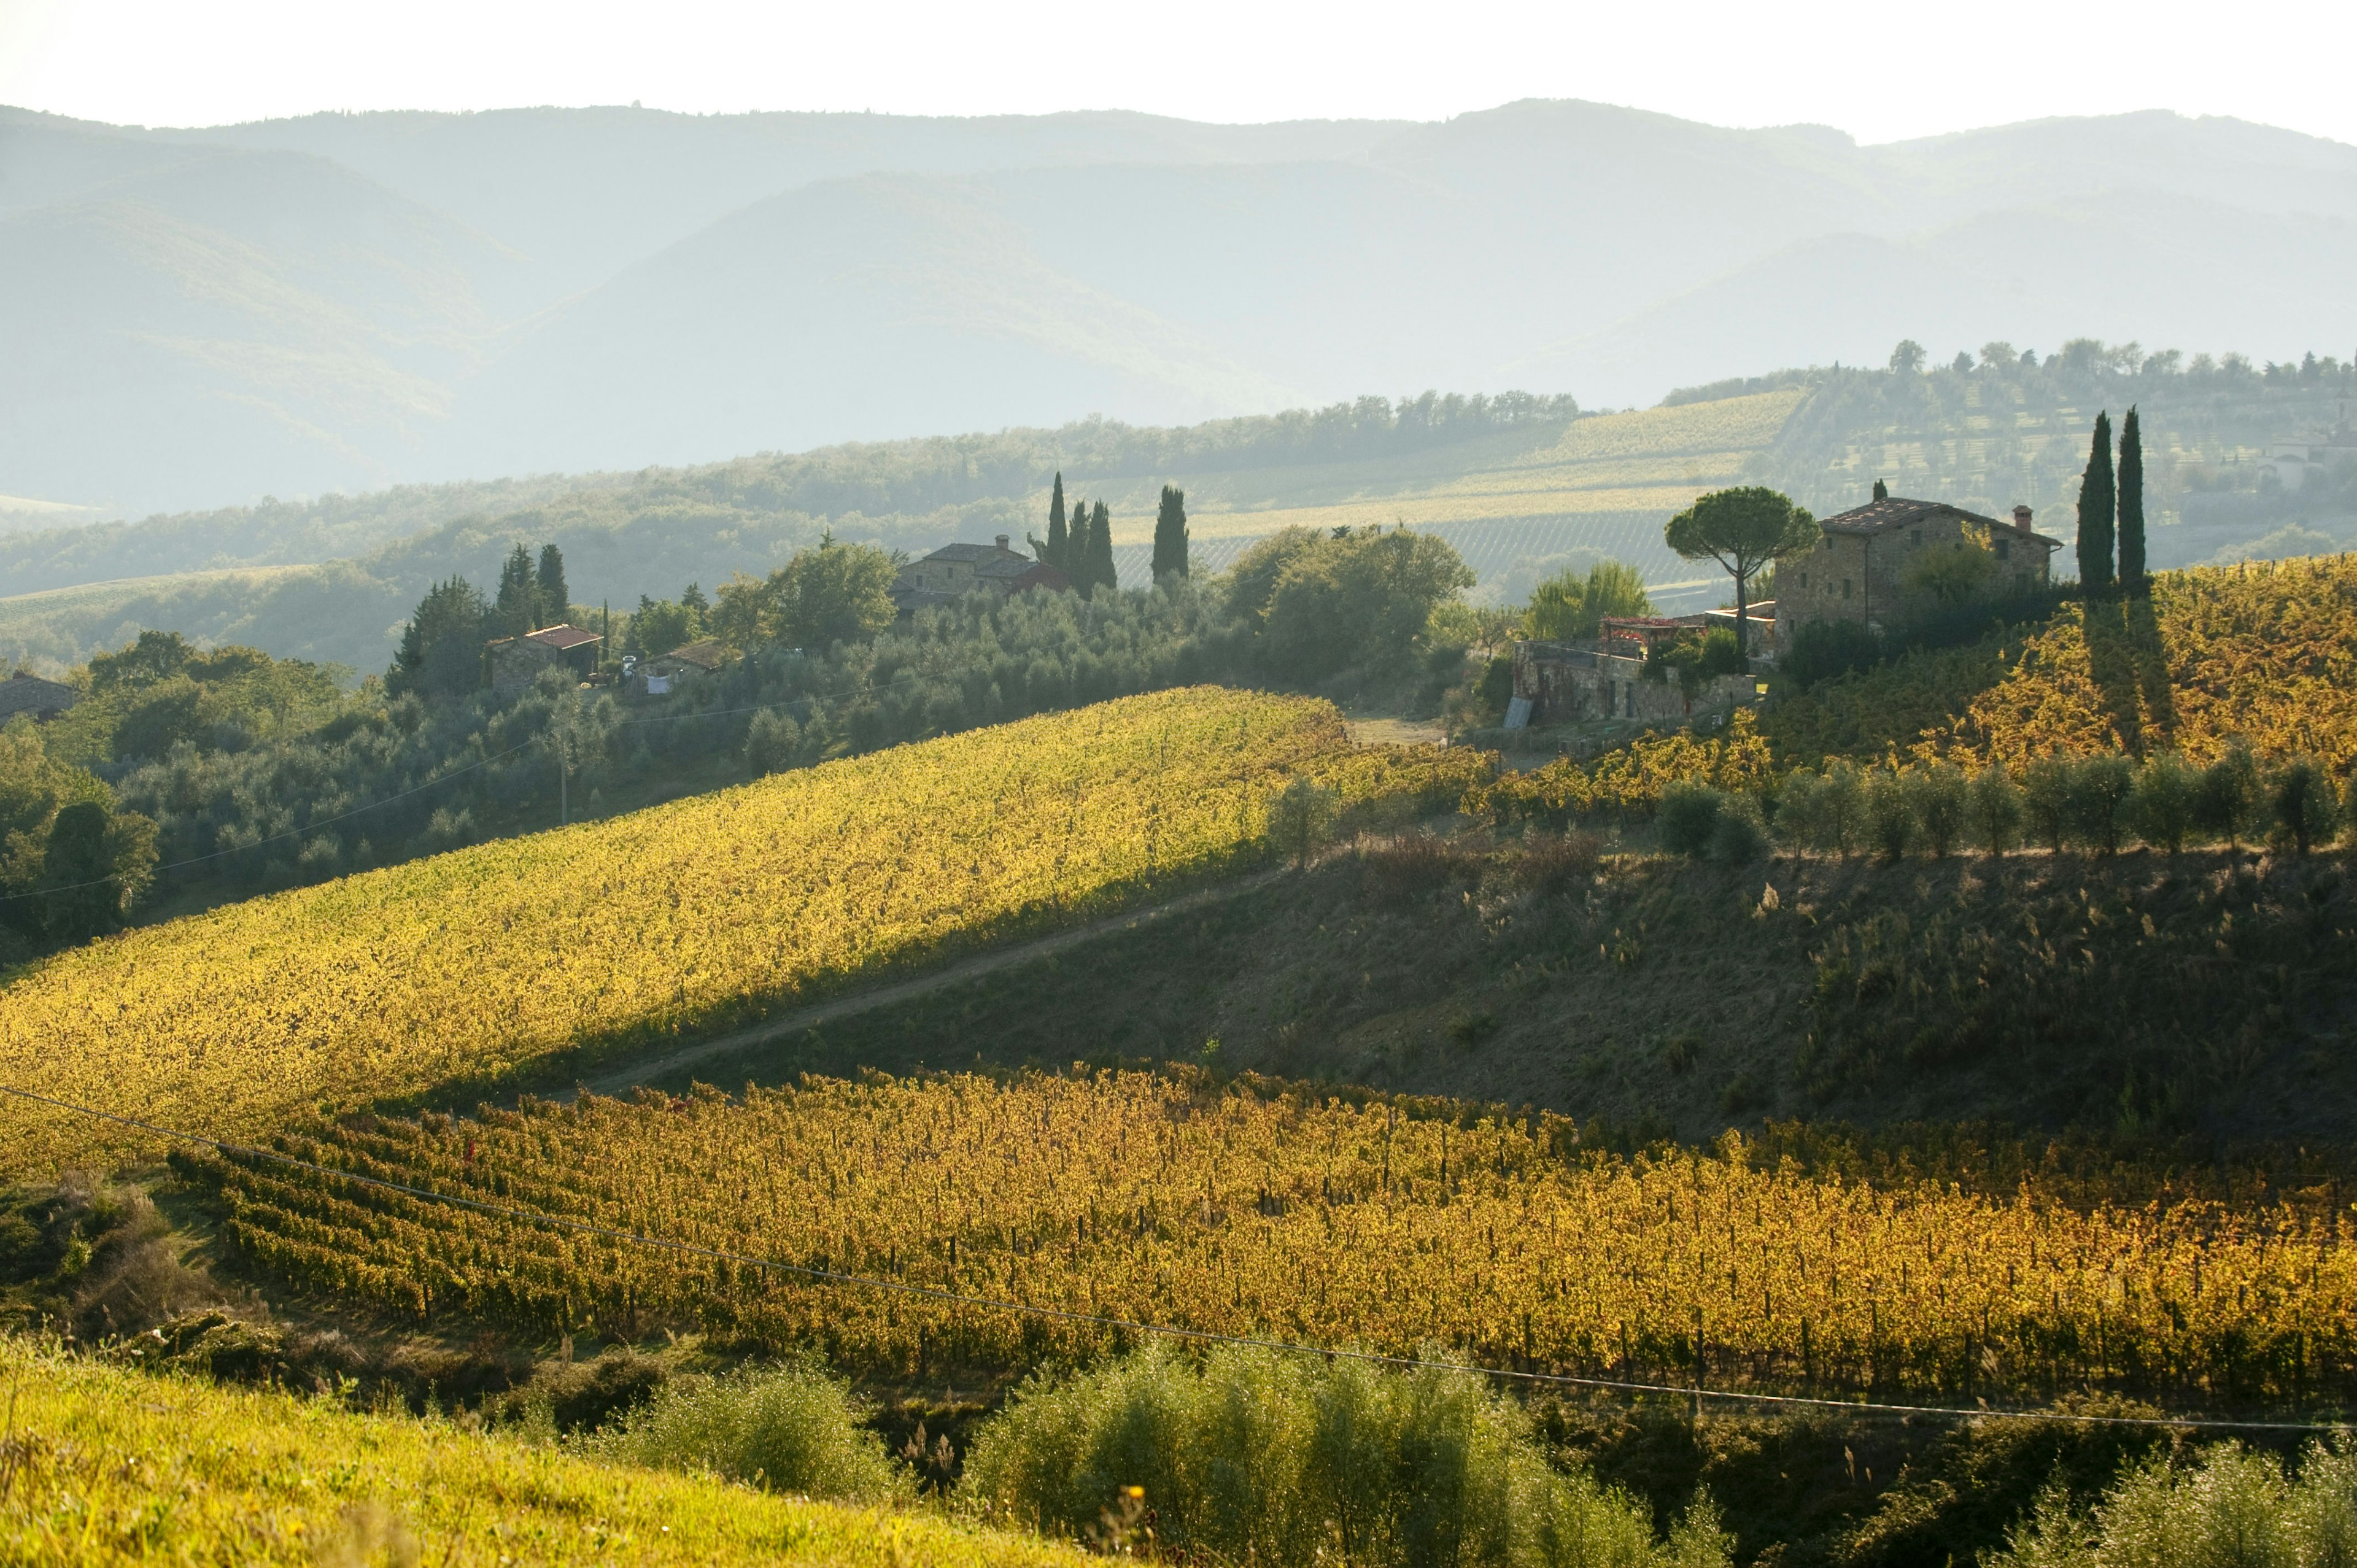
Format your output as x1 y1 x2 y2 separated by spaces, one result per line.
593 1360 897 1500
959 1343 1730 1568
2064 755 2136 854
2269 757 2340 855
1865 768 1914 862
744 708 803 774
2194 744 2261 846
1968 765 2022 855
2129 753 2199 854
2022 759 2073 852
1510 831 1603 895
1905 763 1970 858
1363 832 1482 906
1656 782 1724 858
1708 796 1770 864
1989 1439 2357 1568
1779 617 1884 690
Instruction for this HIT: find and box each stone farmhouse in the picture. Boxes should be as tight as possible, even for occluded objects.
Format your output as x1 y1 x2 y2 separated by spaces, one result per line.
891 536 1070 617
1773 494 2061 647
487 624 603 699
0 670 79 723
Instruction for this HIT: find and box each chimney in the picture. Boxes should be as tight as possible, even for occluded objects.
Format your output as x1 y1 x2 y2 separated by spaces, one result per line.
995 534 1010 550
2012 505 2034 532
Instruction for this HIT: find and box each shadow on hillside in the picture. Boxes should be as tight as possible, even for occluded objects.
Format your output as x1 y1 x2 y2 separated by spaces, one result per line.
2081 592 2178 753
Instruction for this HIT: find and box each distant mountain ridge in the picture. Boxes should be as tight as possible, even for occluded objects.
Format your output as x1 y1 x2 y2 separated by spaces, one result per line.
1 99 2351 516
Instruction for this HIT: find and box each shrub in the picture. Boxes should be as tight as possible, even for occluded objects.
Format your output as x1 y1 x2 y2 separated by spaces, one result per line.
1819 760 1867 855
1906 763 1970 858
593 1360 898 1500
1968 765 2022 855
1708 796 1770 865
958 1343 1730 1568
2129 753 2199 854
2194 743 2262 846
2021 758 2073 852
2270 757 2341 855
743 708 803 774
1779 617 1884 690
1865 768 1914 862
1656 782 1724 858
2065 755 2136 854
1511 832 1603 895
1362 832 1482 906
1770 769 1825 854
1988 1439 2357 1568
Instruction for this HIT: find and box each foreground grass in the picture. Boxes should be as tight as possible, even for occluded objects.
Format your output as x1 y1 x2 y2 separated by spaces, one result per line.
0 1337 1082 1567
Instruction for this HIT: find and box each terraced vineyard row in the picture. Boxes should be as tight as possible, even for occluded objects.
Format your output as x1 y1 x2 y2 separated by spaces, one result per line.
0 688 1482 1175
193 1072 2357 1404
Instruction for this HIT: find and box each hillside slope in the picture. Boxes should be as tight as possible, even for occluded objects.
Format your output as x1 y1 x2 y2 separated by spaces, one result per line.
6 100 2355 514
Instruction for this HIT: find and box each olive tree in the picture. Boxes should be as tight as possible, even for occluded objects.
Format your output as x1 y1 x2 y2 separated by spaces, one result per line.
1664 488 1819 666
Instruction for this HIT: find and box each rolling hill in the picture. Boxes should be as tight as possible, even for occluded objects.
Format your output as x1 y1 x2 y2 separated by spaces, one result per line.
4 99 2354 516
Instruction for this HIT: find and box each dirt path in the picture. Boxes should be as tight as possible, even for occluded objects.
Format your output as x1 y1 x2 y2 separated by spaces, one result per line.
575 868 1288 1097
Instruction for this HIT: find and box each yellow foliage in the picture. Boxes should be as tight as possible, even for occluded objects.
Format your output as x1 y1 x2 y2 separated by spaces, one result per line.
1464 710 1777 824
1928 557 2357 773
0 687 1482 1175
0 1337 1081 1566
196 1072 2357 1402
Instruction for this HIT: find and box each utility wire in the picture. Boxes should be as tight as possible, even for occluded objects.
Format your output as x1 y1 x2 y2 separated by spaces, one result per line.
4 1083 2346 1435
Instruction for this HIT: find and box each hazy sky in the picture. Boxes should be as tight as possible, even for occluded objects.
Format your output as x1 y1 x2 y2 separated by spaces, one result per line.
4 0 2353 147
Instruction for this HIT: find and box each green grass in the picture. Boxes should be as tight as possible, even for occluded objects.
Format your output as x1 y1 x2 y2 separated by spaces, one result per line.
0 1336 1084 1566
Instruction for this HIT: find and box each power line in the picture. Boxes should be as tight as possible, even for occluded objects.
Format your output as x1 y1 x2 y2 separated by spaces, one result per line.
4 1083 2345 1436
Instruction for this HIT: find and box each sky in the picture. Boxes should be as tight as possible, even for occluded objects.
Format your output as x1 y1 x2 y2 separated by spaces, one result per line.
3 0 2354 147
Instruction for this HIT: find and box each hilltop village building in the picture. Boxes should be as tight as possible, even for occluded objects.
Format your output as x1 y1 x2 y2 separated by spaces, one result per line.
891 536 1070 617
1772 495 2061 647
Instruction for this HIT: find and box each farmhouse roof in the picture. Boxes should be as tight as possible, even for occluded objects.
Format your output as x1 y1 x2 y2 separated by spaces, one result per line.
0 671 79 721
524 624 603 651
1819 495 2062 550
656 638 730 671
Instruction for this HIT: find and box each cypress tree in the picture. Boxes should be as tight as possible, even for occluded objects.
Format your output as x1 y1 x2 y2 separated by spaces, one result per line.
2117 406 2146 590
536 543 570 624
2075 412 2116 594
1045 473 1068 570
495 543 539 635
1151 484 1189 579
1088 501 1116 594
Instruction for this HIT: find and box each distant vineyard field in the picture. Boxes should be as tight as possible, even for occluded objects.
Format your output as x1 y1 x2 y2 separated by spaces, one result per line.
0 689 1481 1175
1113 516 1694 600
195 1070 2357 1404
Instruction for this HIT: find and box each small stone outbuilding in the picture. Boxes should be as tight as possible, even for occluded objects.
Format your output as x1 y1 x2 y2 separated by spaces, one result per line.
487 625 603 699
0 671 79 723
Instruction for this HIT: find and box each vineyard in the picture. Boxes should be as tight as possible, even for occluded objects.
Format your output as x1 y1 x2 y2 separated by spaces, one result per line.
190 1072 2357 1406
1930 556 2357 774
0 687 1482 1176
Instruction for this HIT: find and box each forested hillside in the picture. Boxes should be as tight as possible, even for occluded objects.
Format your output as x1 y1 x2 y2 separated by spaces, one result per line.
8 343 2350 676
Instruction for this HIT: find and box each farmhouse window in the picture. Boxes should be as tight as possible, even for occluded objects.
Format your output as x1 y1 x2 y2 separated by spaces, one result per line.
1842 579 1852 599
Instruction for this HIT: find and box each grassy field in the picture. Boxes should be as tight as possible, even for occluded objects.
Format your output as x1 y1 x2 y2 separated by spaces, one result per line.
0 688 1480 1176
0 1337 1081 1567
